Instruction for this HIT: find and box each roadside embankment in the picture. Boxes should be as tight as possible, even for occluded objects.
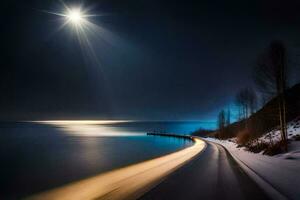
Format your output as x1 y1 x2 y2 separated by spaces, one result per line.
205 137 300 200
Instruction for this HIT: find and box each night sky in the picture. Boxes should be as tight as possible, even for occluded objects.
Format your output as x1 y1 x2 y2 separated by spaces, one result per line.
1 0 300 121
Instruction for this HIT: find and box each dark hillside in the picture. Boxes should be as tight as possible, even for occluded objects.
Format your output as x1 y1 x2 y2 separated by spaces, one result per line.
247 83 300 138
204 83 300 141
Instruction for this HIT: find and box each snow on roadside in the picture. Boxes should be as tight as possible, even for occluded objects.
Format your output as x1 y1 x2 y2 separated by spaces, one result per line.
258 117 300 144
256 117 300 159
204 136 300 200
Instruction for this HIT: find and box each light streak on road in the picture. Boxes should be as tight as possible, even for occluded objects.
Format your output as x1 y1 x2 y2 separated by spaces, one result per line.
27 138 206 200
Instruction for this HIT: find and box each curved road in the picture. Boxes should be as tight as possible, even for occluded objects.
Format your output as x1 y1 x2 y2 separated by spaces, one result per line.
140 141 271 200
28 138 205 200
28 139 271 200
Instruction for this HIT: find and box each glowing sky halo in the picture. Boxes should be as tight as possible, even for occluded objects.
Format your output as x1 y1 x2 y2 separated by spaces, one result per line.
44 3 119 70
45 4 103 55
43 3 95 31
65 8 85 26
41 3 122 113
60 5 94 30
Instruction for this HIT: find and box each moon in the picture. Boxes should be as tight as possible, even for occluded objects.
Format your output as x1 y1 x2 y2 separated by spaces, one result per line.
66 8 84 26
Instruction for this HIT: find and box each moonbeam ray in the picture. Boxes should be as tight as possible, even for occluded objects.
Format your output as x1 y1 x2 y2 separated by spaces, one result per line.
44 2 116 68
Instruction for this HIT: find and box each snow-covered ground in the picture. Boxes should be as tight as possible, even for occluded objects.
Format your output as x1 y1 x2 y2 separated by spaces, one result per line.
258 117 300 145
253 117 300 159
204 118 300 200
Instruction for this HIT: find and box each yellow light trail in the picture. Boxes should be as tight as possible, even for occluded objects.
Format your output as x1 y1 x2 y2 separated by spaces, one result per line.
27 138 206 200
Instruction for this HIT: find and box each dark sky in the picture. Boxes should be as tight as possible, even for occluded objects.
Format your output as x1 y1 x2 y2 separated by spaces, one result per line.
1 0 300 121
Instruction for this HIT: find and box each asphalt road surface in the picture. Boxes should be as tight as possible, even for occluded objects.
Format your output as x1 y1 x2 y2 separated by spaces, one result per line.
140 141 271 200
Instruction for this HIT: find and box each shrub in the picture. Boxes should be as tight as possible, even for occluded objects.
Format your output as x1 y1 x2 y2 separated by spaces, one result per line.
293 134 300 141
263 141 285 156
236 129 251 145
245 141 269 153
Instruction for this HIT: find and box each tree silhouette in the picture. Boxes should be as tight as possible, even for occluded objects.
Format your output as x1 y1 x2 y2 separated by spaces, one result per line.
235 87 257 120
254 40 288 151
217 110 226 138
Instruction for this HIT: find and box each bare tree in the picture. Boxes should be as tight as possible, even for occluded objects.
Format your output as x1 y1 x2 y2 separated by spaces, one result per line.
248 88 257 115
235 87 257 120
235 91 246 120
217 110 226 138
254 40 288 151
226 108 231 126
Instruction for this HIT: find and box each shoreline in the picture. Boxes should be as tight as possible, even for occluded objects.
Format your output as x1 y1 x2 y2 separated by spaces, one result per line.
27 136 206 200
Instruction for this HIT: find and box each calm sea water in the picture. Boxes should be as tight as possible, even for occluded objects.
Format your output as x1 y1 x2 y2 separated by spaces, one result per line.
0 121 212 199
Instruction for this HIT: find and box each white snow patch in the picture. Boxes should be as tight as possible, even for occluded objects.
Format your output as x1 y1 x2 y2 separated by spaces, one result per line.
258 117 300 144
204 135 300 199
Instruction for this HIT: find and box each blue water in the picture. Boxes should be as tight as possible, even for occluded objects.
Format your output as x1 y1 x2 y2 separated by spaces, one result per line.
100 120 216 134
0 121 208 199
